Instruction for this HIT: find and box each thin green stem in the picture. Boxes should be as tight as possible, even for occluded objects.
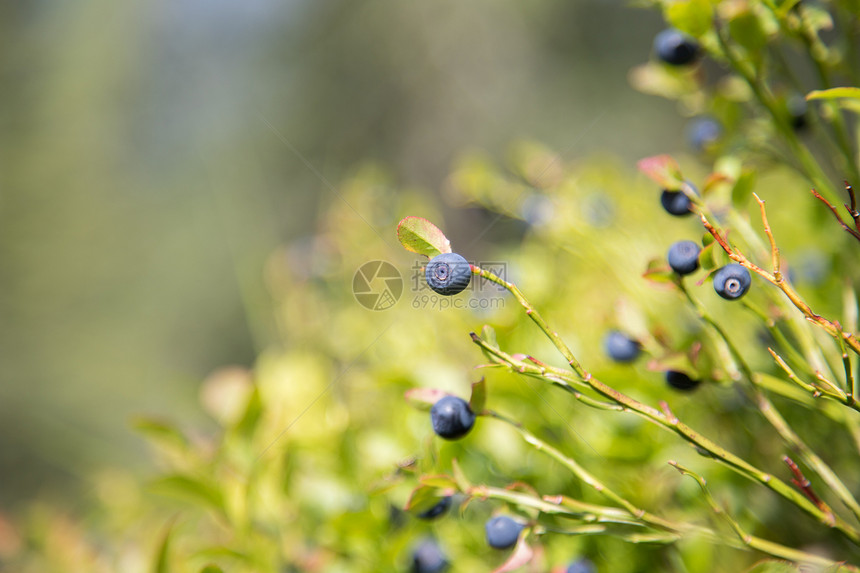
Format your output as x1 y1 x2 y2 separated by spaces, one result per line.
795 4 860 185
678 280 860 525
469 266 860 544
670 462 859 571
487 411 689 535
472 265 588 379
714 21 840 202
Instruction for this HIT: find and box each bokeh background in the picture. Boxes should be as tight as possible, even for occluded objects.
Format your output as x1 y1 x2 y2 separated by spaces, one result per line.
1 0 689 509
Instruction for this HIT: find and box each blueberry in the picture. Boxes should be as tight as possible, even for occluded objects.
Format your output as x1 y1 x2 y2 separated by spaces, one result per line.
425 252 472 296
416 496 451 520
686 116 722 152
485 515 523 549
660 183 697 216
411 539 449 573
787 94 808 131
653 28 701 66
603 330 642 363
566 558 596 573
713 263 752 300
666 370 700 391
667 240 701 275
430 396 476 440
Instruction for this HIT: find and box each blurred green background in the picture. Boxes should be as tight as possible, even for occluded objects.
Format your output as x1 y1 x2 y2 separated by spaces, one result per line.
0 0 688 507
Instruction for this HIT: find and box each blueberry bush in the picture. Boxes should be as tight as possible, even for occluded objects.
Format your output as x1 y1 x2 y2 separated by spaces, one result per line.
4 0 860 572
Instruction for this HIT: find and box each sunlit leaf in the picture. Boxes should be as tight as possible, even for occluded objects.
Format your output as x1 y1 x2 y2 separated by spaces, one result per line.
745 560 799 573
148 475 225 517
153 520 175 573
396 216 452 258
807 87 860 101
420 474 458 489
481 325 499 349
643 258 677 284
231 386 262 441
451 458 472 490
666 0 714 37
637 155 685 190
731 170 757 208
132 417 188 453
405 484 453 515
469 377 487 414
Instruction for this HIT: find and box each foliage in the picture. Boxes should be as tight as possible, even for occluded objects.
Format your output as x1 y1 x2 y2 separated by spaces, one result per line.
3 0 860 572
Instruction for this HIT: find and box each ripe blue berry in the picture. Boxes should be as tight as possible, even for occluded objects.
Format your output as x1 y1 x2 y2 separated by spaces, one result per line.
566 559 596 573
787 94 808 131
416 496 451 520
667 240 701 275
604 330 641 363
430 396 476 440
654 28 701 66
666 370 700 391
411 539 449 573
686 116 722 152
660 189 693 216
425 252 471 296
485 515 523 549
713 263 752 300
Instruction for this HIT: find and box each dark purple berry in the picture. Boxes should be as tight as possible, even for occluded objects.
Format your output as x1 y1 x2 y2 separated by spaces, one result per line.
660 182 697 216
713 263 751 300
666 370 700 391
604 330 642 363
566 559 596 573
654 28 701 66
411 539 449 573
430 396 476 440
425 252 471 296
667 240 701 275
686 116 722 152
485 515 523 549
416 496 451 520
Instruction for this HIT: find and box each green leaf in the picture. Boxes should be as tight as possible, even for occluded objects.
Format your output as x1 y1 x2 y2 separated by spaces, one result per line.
396 217 452 258
404 388 448 411
745 560 799 573
231 385 262 441
199 567 225 573
451 458 472 490
637 155 685 190
469 377 487 414
731 170 757 208
405 483 454 514
148 475 225 517
807 87 860 101
481 325 499 349
153 520 175 573
699 243 717 271
132 417 188 453
728 9 769 58
665 0 714 37
420 474 459 489
642 258 677 284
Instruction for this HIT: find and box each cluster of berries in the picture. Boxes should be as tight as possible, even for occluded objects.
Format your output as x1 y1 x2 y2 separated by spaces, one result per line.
411 395 593 571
